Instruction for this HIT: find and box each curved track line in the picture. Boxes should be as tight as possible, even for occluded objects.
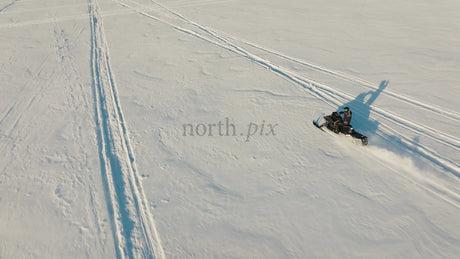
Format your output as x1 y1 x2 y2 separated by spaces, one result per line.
119 0 460 201
0 0 20 13
231 37 460 123
88 0 165 258
155 0 460 149
144 0 460 146
146 0 460 169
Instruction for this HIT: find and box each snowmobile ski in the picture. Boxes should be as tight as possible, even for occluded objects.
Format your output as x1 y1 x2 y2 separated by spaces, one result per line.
312 120 325 132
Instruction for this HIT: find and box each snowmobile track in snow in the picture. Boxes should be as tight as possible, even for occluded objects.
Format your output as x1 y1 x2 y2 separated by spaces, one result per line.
88 1 165 258
0 0 20 13
118 0 460 207
231 40 460 124
120 0 460 175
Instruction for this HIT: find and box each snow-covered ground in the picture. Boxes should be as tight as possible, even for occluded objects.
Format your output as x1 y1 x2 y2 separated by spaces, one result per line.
1 0 459 258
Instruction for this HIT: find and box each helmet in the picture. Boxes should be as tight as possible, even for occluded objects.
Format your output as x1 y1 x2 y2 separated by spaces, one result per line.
343 107 350 111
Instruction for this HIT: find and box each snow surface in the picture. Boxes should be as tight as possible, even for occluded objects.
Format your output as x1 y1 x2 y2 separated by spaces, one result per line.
1 0 460 258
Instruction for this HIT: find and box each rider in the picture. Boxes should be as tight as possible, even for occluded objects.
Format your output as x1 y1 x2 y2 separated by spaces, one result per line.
334 107 352 133
340 107 352 126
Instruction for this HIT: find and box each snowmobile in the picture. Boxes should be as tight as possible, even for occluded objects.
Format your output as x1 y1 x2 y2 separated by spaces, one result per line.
313 112 368 146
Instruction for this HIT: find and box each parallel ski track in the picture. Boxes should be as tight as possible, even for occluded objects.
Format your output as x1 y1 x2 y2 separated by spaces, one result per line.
88 0 165 258
141 0 460 124
237 41 460 124
0 1 236 29
0 0 20 13
142 0 460 150
165 0 460 172
118 0 460 206
0 53 55 158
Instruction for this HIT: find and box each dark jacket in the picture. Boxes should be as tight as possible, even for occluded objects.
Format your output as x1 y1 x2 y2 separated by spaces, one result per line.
340 110 352 125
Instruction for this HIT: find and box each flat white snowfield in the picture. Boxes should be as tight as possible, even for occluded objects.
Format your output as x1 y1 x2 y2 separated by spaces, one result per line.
1 0 459 258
